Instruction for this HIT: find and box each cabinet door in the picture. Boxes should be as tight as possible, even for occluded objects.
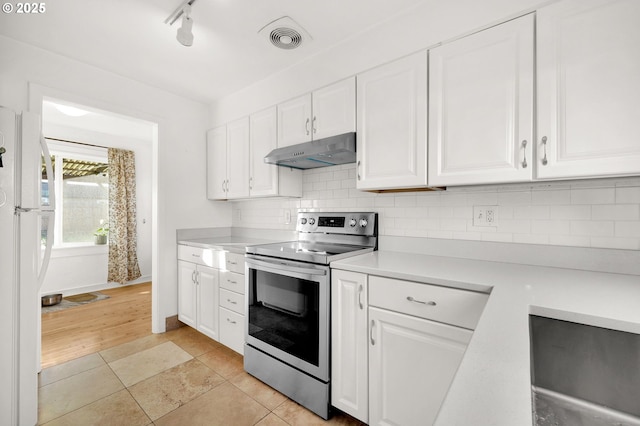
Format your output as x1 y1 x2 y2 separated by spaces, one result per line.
277 94 312 147
537 0 640 179
369 307 471 426
357 51 428 190
206 126 227 200
429 14 534 186
197 265 219 341
249 107 278 197
177 260 197 328
226 117 250 199
331 270 368 423
312 77 356 140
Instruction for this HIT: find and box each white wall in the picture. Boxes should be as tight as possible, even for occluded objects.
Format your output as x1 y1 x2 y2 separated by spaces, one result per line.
39 122 154 296
0 35 232 332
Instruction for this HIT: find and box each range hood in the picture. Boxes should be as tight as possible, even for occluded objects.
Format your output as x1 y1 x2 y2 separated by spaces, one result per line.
264 132 356 170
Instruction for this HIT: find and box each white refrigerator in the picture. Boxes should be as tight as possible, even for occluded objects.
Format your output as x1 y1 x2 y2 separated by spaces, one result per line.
0 106 55 426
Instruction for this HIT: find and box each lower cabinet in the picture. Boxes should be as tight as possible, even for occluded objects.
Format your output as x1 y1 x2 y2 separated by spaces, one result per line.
369 307 471 426
177 259 219 341
178 245 246 354
331 270 487 426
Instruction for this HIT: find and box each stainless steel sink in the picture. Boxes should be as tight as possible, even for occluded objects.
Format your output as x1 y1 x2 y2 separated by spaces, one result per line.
530 315 640 426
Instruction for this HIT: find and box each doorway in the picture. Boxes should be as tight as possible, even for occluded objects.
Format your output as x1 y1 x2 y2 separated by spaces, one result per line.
36 94 158 368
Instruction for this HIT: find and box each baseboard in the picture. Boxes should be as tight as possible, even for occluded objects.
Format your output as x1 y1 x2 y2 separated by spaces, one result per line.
44 275 152 297
165 315 183 331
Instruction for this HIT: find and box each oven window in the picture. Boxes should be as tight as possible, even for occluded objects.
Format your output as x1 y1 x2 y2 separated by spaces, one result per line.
248 269 320 366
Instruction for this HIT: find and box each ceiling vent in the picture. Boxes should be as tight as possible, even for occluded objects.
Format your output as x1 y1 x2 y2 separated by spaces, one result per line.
258 16 312 50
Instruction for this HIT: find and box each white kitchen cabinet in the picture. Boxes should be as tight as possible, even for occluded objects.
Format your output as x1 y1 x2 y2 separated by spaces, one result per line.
536 0 640 179
331 270 487 426
356 51 428 190
177 245 220 341
428 14 534 186
206 118 250 200
226 117 250 198
331 270 369 423
249 106 302 198
206 125 227 200
368 307 471 426
277 77 355 147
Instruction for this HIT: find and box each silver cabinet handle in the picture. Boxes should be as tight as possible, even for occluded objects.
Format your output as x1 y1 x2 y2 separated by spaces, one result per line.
358 285 364 310
541 136 548 166
312 116 317 134
357 160 361 181
227 298 237 305
521 140 528 169
370 320 376 346
191 270 196 283
191 253 200 258
407 296 436 306
227 260 237 265
249 177 253 190
226 318 237 325
227 279 237 285
221 180 225 192
305 118 310 135
194 271 199 285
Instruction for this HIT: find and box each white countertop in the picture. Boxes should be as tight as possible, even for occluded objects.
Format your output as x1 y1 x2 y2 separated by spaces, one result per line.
331 251 640 426
177 236 282 254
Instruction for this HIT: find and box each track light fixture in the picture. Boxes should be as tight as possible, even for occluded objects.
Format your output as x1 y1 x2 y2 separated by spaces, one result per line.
176 5 194 46
165 0 197 47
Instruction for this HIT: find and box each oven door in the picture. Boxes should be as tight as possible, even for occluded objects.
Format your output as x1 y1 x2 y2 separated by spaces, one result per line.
245 255 330 382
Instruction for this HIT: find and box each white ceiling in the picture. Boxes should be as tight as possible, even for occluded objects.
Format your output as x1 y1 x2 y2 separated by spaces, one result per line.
0 0 430 104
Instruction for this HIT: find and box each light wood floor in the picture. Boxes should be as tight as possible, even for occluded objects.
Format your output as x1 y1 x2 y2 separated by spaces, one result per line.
41 282 152 369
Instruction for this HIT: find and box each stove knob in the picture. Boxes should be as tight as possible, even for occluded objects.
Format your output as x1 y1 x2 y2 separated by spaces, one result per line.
308 218 316 225
359 218 368 227
349 218 357 227
300 218 307 225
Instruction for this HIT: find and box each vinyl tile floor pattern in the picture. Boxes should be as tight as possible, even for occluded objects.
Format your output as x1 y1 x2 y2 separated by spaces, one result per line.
38 325 364 426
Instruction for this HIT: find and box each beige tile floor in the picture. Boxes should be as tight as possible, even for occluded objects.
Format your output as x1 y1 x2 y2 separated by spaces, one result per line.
38 326 365 426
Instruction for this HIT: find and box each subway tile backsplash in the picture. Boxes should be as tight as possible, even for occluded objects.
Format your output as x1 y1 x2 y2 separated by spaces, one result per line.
231 164 640 251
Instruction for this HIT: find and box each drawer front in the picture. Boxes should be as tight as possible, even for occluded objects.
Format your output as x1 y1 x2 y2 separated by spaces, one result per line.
219 307 245 355
223 252 245 274
220 288 244 315
177 245 219 268
219 270 244 294
369 276 488 330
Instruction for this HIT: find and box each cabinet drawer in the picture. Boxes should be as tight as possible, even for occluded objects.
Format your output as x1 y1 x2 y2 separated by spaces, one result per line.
369 276 488 330
223 252 245 274
220 288 244 315
220 307 245 355
219 270 245 294
177 245 219 268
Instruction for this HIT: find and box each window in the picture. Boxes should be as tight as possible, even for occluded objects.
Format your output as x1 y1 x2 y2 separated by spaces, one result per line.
47 140 109 246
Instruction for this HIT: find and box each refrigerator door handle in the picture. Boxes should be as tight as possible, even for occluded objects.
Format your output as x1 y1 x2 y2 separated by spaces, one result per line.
40 135 55 211
37 211 54 288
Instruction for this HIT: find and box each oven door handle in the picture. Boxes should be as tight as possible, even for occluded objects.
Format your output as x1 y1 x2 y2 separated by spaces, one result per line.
246 257 328 279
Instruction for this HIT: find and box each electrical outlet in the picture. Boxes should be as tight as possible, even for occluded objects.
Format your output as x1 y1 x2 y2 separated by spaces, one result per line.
473 206 498 227
284 210 291 224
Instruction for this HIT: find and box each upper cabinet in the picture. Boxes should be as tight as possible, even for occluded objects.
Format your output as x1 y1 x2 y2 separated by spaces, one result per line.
206 118 250 200
206 125 227 200
277 77 356 147
428 14 534 186
536 0 640 179
356 51 428 191
249 107 302 198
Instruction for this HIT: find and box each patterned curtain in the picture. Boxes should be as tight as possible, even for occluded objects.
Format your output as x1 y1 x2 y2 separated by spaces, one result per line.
107 148 141 284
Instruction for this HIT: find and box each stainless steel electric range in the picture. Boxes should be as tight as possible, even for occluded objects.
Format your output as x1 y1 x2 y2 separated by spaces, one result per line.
244 212 378 419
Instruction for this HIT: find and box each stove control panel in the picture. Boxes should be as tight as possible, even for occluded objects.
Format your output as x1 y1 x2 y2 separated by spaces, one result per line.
297 212 377 236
